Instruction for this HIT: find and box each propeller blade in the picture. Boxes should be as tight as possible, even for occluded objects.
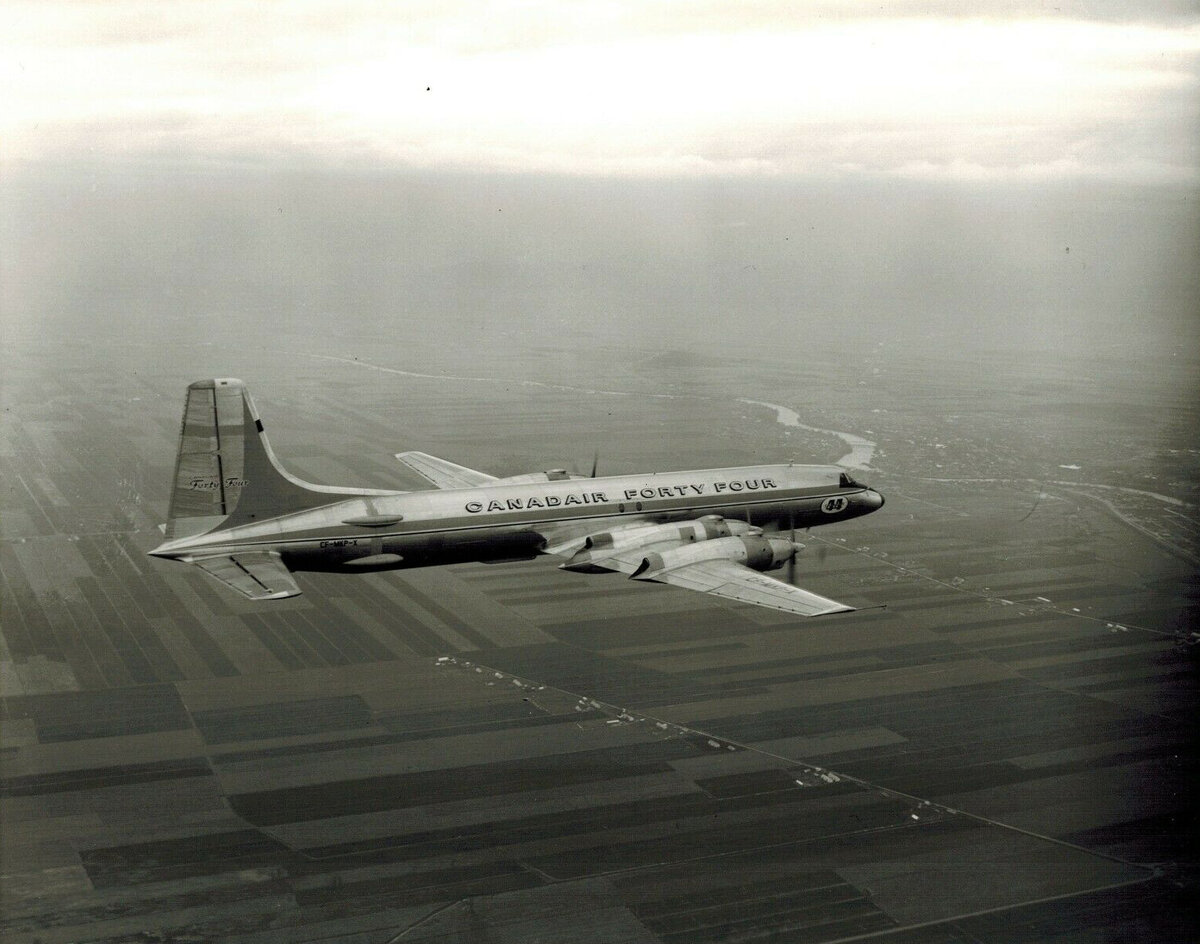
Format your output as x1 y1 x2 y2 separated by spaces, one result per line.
786 512 797 584
590 450 599 478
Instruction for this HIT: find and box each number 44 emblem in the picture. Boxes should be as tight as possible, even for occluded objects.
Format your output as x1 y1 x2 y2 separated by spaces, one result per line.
821 496 848 514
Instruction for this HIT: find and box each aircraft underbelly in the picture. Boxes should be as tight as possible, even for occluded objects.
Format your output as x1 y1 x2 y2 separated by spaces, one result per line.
281 523 544 572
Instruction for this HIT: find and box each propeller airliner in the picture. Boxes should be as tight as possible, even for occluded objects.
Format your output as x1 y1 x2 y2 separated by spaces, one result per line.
149 379 885 617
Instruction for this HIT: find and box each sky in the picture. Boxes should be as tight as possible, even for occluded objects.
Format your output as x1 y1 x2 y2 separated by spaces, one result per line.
2 2 1197 373
3 1 1199 182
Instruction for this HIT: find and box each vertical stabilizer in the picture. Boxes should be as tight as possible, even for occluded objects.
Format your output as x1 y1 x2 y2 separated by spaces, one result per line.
164 379 381 541
165 379 247 540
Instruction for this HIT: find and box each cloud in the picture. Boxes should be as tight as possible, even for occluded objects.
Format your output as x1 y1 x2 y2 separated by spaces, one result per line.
3 2 1198 180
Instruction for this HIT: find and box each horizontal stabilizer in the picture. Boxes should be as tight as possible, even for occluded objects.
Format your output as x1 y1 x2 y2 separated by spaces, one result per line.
191 551 301 600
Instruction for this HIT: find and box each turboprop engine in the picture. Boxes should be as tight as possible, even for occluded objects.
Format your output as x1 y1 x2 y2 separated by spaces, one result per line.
561 515 756 572
631 534 800 581
556 513 753 573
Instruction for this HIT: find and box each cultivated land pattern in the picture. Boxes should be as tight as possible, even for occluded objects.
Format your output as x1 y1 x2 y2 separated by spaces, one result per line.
1 327 1196 943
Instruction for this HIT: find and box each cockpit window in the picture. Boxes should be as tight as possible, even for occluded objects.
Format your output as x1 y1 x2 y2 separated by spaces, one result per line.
839 472 861 488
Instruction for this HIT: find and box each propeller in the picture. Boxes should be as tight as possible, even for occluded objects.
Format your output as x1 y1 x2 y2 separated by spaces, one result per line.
569 450 600 479
786 511 797 585
802 524 828 565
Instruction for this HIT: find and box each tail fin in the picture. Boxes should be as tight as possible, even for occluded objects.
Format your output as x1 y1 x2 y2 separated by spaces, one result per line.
164 379 378 540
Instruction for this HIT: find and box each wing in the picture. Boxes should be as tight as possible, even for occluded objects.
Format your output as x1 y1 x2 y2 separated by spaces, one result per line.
553 520 856 618
639 559 854 618
394 451 499 489
190 551 301 600
395 452 594 490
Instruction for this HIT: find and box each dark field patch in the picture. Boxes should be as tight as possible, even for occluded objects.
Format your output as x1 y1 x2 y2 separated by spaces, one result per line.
190 695 373 744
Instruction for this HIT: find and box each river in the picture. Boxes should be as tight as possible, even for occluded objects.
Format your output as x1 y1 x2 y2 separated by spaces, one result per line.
738 398 876 470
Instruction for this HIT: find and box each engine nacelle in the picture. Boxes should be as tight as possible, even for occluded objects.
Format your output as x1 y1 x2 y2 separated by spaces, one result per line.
631 534 798 580
739 534 800 571
561 515 755 571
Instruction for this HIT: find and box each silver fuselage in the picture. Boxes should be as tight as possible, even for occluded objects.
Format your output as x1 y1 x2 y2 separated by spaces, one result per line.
151 463 883 572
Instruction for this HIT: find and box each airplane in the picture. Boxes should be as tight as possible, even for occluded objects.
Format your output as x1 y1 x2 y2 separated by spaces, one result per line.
148 379 885 617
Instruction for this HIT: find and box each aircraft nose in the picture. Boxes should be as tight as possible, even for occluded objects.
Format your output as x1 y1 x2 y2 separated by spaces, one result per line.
864 488 885 511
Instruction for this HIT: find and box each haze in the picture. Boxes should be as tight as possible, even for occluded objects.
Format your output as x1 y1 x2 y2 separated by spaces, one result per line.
3 2 1198 400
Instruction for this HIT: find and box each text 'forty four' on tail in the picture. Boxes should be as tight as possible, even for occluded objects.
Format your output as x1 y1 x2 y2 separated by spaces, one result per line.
163 378 355 541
